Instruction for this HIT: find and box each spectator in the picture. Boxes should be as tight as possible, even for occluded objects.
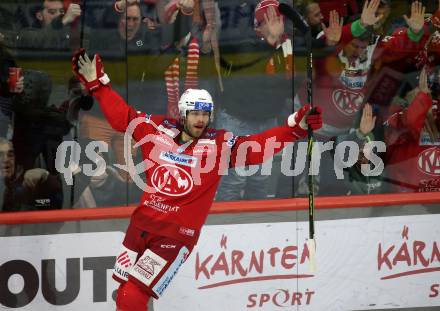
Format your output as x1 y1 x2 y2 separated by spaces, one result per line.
384 67 439 192
111 0 210 120
12 69 71 174
213 0 283 201
371 0 393 35
72 147 142 208
59 79 142 209
334 103 383 194
36 0 80 27
114 0 195 24
0 40 24 139
0 3 22 46
112 0 221 121
298 0 425 141
84 2 153 184
15 0 82 50
0 138 63 212
374 1 440 74
215 0 340 200
294 0 425 195
291 1 345 56
298 0 325 37
91 2 151 54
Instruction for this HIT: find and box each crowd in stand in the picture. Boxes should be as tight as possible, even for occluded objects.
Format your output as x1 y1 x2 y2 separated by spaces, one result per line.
0 0 440 212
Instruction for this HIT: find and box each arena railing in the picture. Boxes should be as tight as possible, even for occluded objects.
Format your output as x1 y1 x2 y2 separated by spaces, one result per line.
1 192 439 225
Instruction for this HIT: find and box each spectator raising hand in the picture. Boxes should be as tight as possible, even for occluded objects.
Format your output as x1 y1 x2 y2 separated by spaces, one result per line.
359 103 377 136
23 168 50 189
62 3 82 26
418 66 431 95
322 10 343 46
360 0 382 27
403 1 426 34
263 5 284 46
114 0 140 13
177 0 195 15
13 76 24 94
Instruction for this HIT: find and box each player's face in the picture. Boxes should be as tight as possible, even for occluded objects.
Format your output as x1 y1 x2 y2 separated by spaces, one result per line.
185 110 210 138
0 142 15 179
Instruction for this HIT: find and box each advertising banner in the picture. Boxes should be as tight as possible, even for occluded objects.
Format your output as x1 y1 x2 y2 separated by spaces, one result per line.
0 232 123 310
2 215 439 310
155 215 440 310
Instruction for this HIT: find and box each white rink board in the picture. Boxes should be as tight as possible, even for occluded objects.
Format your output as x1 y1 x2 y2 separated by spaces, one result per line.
155 215 440 311
0 232 124 310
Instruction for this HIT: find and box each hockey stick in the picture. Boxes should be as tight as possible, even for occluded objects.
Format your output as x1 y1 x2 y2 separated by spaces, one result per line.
70 0 87 208
79 0 87 49
279 3 316 272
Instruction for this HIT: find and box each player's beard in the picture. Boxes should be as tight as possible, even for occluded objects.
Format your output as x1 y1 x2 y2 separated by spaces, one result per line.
187 123 207 138
190 125 206 138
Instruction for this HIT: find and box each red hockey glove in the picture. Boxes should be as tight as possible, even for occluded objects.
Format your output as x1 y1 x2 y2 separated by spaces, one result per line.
305 106 323 130
288 104 323 131
72 48 110 92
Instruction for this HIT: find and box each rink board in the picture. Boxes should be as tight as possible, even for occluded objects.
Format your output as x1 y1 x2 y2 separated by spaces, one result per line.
1 214 439 310
155 214 440 311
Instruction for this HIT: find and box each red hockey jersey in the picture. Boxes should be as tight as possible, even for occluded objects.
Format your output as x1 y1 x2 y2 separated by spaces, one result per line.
384 91 440 192
93 85 307 245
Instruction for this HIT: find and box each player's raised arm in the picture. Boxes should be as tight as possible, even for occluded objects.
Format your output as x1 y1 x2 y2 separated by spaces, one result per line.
72 48 149 139
229 104 322 167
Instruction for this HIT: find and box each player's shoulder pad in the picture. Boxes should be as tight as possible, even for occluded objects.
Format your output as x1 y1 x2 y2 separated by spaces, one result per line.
152 117 180 138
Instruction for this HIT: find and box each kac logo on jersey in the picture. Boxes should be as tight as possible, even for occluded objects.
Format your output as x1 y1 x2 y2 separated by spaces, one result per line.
418 147 440 176
151 164 193 196
332 89 363 116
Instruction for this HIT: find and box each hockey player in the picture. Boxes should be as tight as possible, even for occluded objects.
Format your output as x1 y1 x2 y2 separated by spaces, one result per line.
71 48 322 310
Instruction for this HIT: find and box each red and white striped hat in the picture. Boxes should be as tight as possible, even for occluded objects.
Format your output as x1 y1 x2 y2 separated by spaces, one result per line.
254 0 281 27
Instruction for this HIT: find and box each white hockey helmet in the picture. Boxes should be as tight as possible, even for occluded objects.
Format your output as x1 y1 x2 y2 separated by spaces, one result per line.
178 89 214 122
